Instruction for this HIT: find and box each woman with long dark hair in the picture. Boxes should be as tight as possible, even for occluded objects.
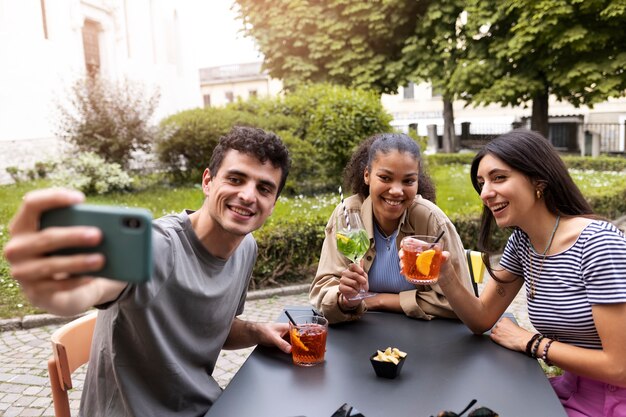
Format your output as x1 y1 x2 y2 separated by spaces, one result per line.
434 129 626 416
310 133 472 323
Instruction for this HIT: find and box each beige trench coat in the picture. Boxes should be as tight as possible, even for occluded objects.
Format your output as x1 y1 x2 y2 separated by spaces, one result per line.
309 194 473 324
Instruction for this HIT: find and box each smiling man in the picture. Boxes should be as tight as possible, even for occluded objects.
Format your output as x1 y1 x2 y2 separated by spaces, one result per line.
4 126 292 417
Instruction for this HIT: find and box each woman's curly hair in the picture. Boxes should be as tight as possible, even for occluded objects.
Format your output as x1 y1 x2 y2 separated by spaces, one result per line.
343 133 436 203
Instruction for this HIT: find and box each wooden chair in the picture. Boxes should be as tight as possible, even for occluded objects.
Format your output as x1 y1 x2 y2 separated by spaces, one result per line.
47 311 97 417
465 249 486 297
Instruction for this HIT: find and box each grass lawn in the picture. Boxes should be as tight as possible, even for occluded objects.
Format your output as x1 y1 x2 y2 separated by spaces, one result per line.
1 165 625 319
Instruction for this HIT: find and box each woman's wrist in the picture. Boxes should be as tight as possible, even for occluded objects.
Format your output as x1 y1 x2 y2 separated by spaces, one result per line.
525 333 542 356
338 293 359 312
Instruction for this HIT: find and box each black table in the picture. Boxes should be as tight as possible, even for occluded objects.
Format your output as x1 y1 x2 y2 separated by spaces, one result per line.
207 307 567 417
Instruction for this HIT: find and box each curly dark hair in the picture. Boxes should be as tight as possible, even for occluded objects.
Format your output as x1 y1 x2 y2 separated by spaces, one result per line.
208 126 291 197
343 133 436 203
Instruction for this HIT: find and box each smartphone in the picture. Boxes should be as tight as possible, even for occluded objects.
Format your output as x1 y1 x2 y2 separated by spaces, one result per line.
40 204 153 284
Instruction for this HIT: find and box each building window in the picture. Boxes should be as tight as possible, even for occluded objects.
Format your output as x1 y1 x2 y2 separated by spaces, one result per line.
225 91 234 103
403 82 415 99
249 89 258 98
203 94 211 108
82 20 101 77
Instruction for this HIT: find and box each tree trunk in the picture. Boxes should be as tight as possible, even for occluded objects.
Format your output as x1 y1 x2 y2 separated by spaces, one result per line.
442 97 457 153
531 88 549 138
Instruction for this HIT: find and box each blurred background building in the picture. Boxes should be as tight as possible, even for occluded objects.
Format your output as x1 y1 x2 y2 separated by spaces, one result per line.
383 83 626 155
199 62 282 108
0 0 202 160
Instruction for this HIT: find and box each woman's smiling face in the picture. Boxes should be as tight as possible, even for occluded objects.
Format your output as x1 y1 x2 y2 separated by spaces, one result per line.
476 153 539 229
364 150 419 233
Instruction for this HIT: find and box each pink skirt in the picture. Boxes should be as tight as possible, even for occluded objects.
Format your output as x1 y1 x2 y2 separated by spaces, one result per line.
550 371 626 417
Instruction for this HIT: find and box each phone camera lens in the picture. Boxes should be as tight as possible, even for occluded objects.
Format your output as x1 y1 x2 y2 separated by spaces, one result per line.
123 217 142 229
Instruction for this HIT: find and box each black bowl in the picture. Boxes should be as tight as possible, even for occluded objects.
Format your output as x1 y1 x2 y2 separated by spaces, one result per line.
370 354 406 379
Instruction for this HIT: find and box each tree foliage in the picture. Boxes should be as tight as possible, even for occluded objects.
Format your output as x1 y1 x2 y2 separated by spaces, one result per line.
451 0 626 136
235 0 427 94
281 83 393 181
236 0 626 143
402 0 466 151
236 0 471 152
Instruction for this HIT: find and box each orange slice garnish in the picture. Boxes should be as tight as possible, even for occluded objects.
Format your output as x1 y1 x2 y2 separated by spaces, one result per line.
416 249 436 276
290 329 309 352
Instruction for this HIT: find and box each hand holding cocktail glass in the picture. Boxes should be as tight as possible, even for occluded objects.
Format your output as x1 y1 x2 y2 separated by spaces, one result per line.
336 210 376 300
399 232 445 285
286 311 328 367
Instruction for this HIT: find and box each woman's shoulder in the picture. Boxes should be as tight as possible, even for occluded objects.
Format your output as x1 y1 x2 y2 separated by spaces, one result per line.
408 195 449 221
580 219 626 241
344 194 365 209
568 219 626 255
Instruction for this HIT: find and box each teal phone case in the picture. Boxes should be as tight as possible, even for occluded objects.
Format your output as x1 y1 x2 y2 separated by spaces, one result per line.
40 204 153 283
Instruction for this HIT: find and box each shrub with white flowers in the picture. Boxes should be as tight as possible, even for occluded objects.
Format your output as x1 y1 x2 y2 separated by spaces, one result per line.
52 152 133 195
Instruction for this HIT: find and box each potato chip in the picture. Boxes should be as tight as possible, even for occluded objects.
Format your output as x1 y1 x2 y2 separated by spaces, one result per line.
393 347 407 358
372 346 407 364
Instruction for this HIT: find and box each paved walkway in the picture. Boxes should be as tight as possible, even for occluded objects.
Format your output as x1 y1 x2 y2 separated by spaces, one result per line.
0 283 532 417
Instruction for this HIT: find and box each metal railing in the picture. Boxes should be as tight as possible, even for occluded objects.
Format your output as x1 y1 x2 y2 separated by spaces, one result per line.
449 121 626 155
584 123 624 153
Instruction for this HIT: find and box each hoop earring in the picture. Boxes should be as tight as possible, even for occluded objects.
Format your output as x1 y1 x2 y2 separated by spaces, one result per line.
536 189 542 199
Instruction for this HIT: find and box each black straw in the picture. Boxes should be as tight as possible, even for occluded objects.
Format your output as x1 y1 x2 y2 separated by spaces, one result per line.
458 399 477 416
427 230 445 249
284 310 298 326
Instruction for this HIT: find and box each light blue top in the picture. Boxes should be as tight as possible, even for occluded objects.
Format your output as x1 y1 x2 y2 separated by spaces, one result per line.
368 224 416 293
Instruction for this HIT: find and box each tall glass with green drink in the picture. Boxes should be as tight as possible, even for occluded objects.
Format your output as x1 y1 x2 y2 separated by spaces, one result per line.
336 211 376 300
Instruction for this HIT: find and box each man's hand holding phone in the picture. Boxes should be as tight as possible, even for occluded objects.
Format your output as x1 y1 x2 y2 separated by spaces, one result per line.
3 188 152 316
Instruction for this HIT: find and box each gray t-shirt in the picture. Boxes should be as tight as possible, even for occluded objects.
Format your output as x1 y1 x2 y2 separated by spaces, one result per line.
80 210 256 417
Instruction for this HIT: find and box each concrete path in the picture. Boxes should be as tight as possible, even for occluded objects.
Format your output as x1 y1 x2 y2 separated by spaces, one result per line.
0 283 532 417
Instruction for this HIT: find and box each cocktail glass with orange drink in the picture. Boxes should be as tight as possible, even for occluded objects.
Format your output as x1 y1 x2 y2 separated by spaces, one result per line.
400 235 444 285
288 314 328 367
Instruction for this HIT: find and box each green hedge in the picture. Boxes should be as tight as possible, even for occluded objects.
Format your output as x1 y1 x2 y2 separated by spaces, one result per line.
252 214 327 288
156 83 393 194
563 155 626 172
425 153 476 166
426 153 626 172
157 107 270 182
586 186 626 220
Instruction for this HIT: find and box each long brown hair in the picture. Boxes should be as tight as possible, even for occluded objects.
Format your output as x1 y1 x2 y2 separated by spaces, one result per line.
470 129 595 279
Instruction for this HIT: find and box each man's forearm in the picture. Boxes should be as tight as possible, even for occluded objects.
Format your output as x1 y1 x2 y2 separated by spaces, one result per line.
223 318 259 349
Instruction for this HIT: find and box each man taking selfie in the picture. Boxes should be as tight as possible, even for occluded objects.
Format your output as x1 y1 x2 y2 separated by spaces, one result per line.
4 126 292 416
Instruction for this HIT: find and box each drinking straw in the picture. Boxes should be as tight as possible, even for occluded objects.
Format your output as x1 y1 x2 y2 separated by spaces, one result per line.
338 186 351 230
284 310 298 326
457 399 477 416
427 230 445 250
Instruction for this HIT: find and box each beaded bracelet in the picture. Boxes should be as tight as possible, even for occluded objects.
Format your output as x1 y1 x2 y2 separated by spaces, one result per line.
531 335 545 359
525 333 542 357
541 339 554 366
